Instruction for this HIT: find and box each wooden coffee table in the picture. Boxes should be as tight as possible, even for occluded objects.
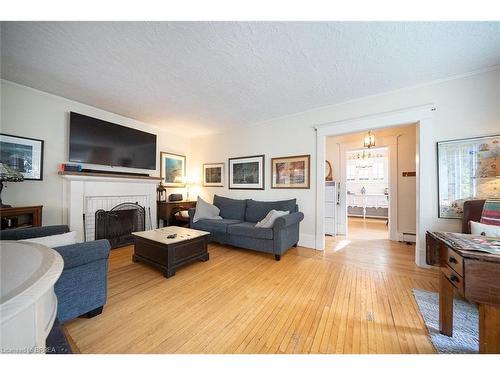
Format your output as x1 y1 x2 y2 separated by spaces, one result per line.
132 226 210 278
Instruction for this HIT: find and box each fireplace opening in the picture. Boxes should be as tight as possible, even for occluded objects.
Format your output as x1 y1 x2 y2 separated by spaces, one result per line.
95 202 145 248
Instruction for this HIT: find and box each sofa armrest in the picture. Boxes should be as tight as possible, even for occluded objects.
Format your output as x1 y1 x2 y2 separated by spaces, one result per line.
273 212 304 231
462 199 486 233
54 239 111 269
0 225 69 240
188 207 196 226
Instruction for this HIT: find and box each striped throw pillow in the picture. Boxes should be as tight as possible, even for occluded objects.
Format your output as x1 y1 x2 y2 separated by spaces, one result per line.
480 199 500 226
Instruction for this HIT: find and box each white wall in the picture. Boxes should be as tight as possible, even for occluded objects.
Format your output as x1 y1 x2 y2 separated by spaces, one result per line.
326 124 417 236
0 80 191 225
190 68 500 252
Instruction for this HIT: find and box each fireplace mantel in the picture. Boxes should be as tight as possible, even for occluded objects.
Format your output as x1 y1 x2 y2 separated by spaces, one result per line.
59 171 162 183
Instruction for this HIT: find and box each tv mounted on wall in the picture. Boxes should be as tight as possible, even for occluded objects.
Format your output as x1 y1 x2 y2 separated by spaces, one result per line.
69 112 157 170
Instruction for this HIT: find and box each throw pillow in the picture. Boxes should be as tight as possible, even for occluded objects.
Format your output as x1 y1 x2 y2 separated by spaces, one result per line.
480 199 500 226
470 221 500 237
23 231 78 248
255 210 289 228
193 196 223 223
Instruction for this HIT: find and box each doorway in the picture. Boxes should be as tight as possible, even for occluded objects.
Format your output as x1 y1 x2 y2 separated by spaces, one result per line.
315 104 435 266
345 146 389 240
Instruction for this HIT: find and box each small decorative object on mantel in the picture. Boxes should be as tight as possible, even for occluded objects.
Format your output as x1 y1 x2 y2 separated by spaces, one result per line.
156 182 166 202
0 162 24 208
437 134 500 219
203 163 224 187
325 160 333 181
0 133 44 180
228 155 265 190
271 154 310 189
160 152 186 187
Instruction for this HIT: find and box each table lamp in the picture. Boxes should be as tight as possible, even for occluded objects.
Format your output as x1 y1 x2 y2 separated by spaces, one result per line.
0 162 24 208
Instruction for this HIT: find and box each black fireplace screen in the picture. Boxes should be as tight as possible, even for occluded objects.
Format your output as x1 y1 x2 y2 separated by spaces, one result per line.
95 202 145 249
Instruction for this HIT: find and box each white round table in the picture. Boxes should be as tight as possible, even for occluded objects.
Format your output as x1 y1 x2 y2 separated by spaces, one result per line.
0 241 63 354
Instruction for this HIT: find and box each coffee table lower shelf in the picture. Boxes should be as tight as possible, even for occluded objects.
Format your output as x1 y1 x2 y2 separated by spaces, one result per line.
132 235 209 278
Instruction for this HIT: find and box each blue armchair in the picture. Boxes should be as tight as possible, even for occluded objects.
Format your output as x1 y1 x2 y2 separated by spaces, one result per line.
0 225 111 323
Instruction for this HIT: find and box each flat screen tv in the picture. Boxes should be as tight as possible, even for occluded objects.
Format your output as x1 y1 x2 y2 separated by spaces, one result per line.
69 112 157 170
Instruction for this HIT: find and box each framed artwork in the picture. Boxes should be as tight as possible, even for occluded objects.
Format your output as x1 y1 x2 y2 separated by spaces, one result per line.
203 163 224 187
271 154 310 189
160 152 186 187
437 134 500 219
0 133 44 180
228 155 265 190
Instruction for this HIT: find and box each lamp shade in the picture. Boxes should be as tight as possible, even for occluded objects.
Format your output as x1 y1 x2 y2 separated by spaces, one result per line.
0 162 24 182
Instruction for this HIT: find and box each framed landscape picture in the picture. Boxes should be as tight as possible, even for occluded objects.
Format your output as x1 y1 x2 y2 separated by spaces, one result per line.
437 134 500 219
203 163 224 187
271 154 310 189
160 152 186 187
228 155 265 190
0 133 44 180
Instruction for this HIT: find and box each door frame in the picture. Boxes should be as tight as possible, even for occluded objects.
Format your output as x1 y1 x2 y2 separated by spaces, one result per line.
314 104 435 267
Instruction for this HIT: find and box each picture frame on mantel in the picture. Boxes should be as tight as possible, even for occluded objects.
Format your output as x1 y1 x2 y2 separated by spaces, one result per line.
160 152 186 187
0 133 44 180
203 163 224 187
271 154 310 189
228 155 265 190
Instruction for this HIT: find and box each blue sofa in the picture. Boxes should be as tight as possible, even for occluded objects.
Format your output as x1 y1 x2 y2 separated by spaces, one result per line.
0 225 110 323
189 195 304 260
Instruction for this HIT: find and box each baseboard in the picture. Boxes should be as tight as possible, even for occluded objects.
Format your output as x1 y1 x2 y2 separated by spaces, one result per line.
298 233 316 249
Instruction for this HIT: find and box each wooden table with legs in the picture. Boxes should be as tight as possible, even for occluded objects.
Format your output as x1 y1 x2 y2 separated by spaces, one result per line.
426 231 500 353
157 200 196 228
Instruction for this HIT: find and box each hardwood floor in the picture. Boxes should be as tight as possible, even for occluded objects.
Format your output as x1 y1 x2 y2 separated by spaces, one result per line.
65 233 438 354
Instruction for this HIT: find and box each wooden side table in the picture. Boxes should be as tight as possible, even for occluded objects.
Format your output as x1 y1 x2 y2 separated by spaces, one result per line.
0 205 43 230
157 200 196 228
426 231 500 353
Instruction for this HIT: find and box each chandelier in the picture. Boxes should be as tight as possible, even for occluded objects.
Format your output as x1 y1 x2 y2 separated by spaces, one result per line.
363 131 375 149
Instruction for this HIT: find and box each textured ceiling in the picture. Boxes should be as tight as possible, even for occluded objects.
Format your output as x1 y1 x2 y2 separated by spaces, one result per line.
1 22 500 137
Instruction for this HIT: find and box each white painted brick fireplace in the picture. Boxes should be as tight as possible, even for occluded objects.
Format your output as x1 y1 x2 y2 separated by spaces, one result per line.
60 174 159 242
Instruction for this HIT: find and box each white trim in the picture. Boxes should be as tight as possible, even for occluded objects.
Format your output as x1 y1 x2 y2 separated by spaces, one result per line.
315 104 435 267
298 233 316 249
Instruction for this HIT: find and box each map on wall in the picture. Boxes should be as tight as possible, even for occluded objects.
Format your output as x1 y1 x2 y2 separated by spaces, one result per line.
438 135 500 218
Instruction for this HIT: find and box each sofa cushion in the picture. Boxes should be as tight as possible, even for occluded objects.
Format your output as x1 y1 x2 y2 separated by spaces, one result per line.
470 221 500 237
213 195 248 221
192 218 242 233
245 198 297 223
227 222 274 240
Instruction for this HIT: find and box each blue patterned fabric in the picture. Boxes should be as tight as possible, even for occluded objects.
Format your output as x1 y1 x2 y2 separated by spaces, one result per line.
1 225 111 323
245 198 297 223
189 197 303 258
213 195 248 221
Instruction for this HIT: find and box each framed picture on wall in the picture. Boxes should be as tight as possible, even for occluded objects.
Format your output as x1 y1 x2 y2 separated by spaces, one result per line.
271 154 310 189
203 163 224 187
0 133 44 180
160 152 186 187
228 155 265 190
437 134 500 219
